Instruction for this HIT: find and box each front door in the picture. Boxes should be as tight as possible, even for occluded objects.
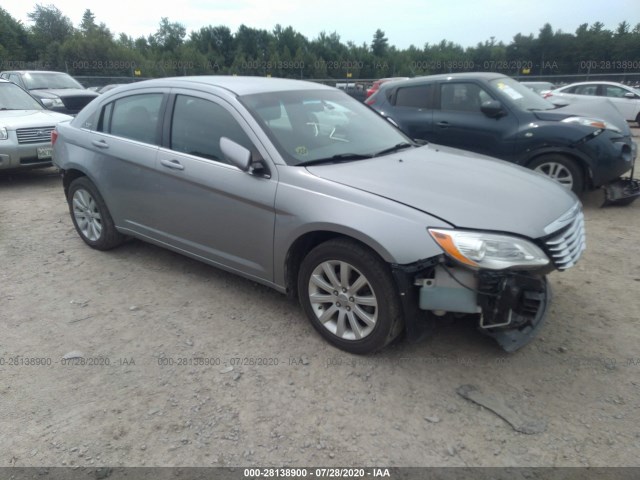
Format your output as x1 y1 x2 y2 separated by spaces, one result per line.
152 91 278 283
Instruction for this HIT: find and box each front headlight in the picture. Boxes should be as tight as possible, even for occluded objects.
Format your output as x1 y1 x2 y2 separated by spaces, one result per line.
561 116 621 133
41 97 65 109
428 229 550 270
0 127 7 140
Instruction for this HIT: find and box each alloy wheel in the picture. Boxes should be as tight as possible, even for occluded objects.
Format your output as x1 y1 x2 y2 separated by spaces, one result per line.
72 188 103 242
307 260 378 340
534 162 574 190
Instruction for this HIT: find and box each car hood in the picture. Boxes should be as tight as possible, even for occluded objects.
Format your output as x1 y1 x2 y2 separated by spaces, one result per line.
536 97 629 133
30 88 98 99
0 110 73 129
305 144 577 239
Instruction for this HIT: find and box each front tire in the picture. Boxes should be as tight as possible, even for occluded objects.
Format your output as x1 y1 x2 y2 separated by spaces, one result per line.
67 177 124 250
297 238 403 354
529 154 584 194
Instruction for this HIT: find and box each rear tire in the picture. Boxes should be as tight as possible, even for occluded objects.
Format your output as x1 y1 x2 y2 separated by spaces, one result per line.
68 177 124 250
297 238 403 354
529 154 584 194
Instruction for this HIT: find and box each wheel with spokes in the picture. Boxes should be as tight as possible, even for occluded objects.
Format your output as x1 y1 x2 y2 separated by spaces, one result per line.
298 238 403 354
67 177 124 250
529 154 584 194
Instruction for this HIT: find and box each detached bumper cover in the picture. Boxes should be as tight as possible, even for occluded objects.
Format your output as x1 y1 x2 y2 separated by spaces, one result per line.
392 261 552 352
477 273 551 353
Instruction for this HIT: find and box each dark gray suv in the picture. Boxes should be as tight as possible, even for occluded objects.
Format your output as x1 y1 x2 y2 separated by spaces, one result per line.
0 70 98 115
367 73 637 196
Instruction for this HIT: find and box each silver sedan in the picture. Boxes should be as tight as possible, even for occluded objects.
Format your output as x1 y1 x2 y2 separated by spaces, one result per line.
52 76 585 354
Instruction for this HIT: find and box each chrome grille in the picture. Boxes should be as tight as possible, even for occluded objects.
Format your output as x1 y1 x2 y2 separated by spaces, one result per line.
543 209 586 270
16 126 54 145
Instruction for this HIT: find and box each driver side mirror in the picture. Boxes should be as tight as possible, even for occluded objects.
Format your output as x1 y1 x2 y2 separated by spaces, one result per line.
481 100 505 118
220 137 270 178
220 137 251 171
624 92 637 99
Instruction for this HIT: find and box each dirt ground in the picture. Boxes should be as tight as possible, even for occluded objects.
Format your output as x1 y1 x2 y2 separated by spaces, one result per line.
1 139 639 468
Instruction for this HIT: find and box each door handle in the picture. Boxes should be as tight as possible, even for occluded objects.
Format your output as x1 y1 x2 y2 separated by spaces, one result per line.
91 139 109 149
160 159 185 171
437 121 450 128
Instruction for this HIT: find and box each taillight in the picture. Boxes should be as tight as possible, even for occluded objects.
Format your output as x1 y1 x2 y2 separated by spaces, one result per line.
543 92 552 99
51 129 58 145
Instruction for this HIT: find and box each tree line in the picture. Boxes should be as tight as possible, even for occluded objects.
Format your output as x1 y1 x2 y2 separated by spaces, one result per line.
1 5 639 81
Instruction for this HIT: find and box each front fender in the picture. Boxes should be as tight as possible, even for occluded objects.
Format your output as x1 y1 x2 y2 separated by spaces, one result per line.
272 168 451 288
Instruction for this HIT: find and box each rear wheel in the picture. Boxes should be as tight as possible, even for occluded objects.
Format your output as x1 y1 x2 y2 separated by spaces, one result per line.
68 177 124 250
529 154 584 194
297 238 403 354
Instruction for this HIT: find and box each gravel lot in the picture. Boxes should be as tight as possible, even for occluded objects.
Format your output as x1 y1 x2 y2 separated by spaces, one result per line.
1 138 639 468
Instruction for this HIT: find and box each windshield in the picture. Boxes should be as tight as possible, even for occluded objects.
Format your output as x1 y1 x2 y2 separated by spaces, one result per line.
0 82 44 110
490 77 555 111
240 89 412 166
22 72 84 90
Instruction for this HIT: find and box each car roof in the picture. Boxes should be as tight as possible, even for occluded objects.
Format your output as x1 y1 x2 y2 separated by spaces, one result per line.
560 81 629 87
118 76 336 96
377 72 507 90
0 70 70 75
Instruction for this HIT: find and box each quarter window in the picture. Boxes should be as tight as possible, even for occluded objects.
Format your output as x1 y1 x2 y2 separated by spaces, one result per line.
170 95 253 163
102 93 163 144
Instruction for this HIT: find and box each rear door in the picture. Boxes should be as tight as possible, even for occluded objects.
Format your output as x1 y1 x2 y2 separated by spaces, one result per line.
152 90 278 282
430 81 515 160
386 83 435 141
81 89 167 233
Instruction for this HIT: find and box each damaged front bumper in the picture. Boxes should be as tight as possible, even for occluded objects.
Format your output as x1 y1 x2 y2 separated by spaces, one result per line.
391 262 551 352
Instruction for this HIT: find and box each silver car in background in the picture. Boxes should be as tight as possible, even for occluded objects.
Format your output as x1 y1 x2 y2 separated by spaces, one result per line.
0 79 72 171
52 77 585 354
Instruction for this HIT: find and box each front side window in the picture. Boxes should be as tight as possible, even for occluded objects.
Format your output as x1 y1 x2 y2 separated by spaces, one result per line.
440 83 490 112
102 93 163 144
170 95 253 163
602 85 627 98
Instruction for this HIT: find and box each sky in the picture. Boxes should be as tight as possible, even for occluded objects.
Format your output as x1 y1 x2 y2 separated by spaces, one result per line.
2 0 638 49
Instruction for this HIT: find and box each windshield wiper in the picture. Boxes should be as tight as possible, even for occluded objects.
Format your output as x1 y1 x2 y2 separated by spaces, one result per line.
297 153 373 166
372 142 415 157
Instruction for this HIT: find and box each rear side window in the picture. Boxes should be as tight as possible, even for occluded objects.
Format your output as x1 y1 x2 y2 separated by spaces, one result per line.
572 84 598 96
102 93 163 144
170 95 253 163
394 84 432 108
